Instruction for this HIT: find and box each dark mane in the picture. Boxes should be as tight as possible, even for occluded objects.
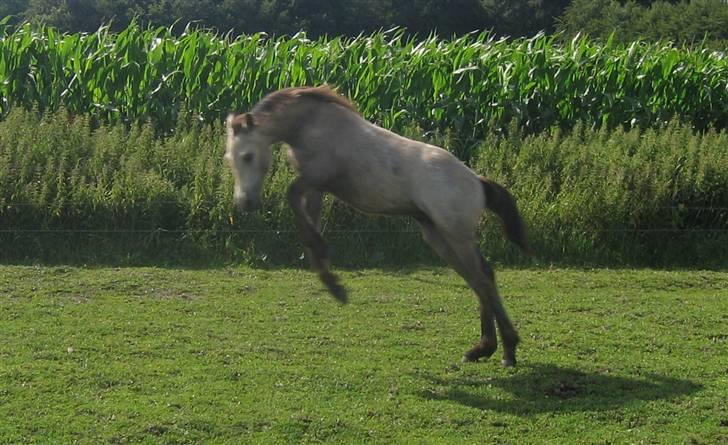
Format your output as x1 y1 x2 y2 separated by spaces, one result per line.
252 86 358 116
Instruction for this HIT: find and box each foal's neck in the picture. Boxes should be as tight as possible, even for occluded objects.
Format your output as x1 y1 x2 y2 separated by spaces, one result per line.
258 99 332 146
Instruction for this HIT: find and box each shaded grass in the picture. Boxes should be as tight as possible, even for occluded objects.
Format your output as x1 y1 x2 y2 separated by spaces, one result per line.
0 266 726 443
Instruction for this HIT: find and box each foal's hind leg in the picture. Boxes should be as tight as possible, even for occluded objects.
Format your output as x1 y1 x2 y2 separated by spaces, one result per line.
417 219 498 362
457 243 519 366
288 178 347 303
475 253 520 366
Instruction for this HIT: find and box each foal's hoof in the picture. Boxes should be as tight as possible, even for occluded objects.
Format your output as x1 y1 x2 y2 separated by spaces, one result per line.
461 354 478 363
319 272 348 304
461 341 497 363
462 346 496 363
501 350 517 367
329 284 348 304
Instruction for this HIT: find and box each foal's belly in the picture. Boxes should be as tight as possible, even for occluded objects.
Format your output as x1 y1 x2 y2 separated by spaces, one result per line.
326 175 417 216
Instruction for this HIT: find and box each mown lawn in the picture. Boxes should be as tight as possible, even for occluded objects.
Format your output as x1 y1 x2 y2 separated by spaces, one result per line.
0 265 726 444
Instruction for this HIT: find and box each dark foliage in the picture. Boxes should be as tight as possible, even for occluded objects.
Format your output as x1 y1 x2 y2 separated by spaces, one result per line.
9 0 570 38
558 0 728 48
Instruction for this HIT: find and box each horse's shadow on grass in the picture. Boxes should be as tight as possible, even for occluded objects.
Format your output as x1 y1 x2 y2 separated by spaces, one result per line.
415 362 702 415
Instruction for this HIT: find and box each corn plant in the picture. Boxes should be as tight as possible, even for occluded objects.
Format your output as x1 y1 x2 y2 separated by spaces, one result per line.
1 22 727 150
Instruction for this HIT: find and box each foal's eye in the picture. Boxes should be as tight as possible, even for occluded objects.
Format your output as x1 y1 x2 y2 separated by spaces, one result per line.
242 152 254 163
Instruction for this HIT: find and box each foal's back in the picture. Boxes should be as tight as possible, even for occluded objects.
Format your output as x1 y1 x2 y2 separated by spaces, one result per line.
293 103 484 230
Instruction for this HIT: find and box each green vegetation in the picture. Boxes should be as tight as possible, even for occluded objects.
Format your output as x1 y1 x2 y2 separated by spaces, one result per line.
0 265 725 443
7 0 728 50
0 23 726 266
1 108 726 267
3 0 570 39
1 23 727 137
559 0 728 49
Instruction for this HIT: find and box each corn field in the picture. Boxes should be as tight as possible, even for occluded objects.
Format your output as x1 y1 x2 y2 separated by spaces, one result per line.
1 20 727 143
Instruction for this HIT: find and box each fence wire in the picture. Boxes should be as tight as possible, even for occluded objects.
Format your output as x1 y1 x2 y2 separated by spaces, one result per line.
0 228 726 235
1 204 726 235
3 202 728 211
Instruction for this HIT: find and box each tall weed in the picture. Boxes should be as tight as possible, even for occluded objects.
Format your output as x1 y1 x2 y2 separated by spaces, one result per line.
0 109 725 266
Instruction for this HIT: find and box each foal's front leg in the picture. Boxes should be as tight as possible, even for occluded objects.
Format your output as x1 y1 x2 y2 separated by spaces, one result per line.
287 178 347 303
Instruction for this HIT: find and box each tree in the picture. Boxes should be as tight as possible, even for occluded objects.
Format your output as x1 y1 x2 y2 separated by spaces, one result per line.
480 0 571 37
0 0 27 23
557 0 728 48
22 0 96 31
10 0 570 38
389 0 489 36
556 0 635 39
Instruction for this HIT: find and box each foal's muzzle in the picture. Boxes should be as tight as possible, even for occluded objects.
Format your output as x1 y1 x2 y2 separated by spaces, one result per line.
235 194 261 212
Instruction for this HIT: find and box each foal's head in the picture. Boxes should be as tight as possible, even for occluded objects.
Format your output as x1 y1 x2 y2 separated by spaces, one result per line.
225 113 272 212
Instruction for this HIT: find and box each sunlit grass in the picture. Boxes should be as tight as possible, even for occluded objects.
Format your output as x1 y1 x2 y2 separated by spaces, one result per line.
0 265 725 443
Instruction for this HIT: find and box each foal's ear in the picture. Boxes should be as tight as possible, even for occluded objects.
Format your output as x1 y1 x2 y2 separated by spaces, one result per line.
227 112 256 135
244 112 255 129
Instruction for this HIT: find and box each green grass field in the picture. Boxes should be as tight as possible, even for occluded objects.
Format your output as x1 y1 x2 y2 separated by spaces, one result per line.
0 265 726 444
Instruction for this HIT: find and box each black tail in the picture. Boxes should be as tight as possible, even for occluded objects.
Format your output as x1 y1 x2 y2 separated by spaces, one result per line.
480 177 533 255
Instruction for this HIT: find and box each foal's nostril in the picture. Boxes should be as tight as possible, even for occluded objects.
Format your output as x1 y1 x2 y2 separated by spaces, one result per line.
235 197 248 213
247 198 261 210
235 196 260 212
